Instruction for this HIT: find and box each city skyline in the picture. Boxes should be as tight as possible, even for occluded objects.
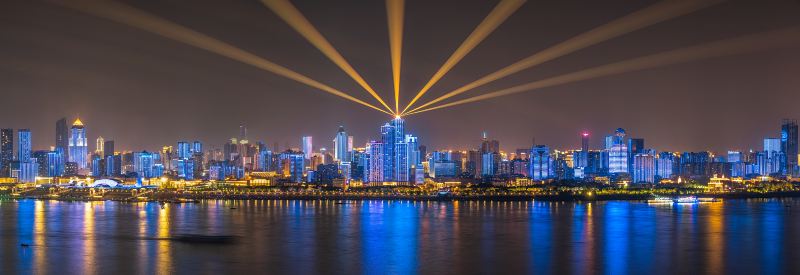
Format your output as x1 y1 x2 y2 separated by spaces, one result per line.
1 1 799 152
3 115 800 154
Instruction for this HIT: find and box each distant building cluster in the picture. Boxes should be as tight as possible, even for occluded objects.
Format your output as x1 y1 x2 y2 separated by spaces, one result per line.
0 117 797 187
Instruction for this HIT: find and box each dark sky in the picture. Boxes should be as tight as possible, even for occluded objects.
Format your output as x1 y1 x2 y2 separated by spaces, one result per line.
1 0 799 153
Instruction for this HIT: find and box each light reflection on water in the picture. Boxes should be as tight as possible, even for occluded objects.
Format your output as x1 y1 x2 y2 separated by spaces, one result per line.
1 198 800 274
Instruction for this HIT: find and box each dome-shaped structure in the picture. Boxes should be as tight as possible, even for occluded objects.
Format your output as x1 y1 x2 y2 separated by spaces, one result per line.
88 179 121 188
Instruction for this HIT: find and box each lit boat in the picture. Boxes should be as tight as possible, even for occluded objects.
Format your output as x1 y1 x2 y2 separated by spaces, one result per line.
673 196 699 204
697 197 721 202
647 196 673 204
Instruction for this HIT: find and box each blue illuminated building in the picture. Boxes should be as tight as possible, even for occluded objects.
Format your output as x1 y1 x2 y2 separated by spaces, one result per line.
530 145 551 180
68 119 88 169
606 128 629 175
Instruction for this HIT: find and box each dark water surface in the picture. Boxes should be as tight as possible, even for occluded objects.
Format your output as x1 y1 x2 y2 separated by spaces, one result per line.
2 199 800 274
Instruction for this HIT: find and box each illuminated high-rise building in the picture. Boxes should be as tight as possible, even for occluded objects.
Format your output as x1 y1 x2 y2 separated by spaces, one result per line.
727 151 745 177
177 141 191 159
529 145 551 180
347 136 354 152
367 141 384 182
68 118 88 169
633 151 655 183
279 150 304 183
581 131 590 152
258 149 275 172
333 127 348 162
627 138 644 174
96 136 105 156
482 152 497 177
133 151 162 179
782 119 798 176
380 122 395 181
608 128 628 174
656 152 675 180
193 141 203 154
302 136 313 160
763 137 783 175
17 129 31 162
0 129 12 176
575 132 590 170
46 150 65 177
387 117 410 183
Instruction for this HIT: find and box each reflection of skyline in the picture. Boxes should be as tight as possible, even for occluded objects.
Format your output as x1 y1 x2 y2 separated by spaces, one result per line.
1 200 800 273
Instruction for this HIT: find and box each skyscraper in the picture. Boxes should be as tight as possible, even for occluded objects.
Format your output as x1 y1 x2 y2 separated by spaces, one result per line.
581 131 590 152
96 136 105 156
333 127 348 162
627 138 644 174
575 132 590 169
55 117 69 161
608 128 629 174
17 129 31 162
15 129 36 183
764 137 783 175
193 141 203 154
380 122 395 181
529 145 551 180
69 118 88 169
364 117 414 184
302 136 313 160
104 140 115 158
367 141 384 182
782 119 798 176
177 141 191 159
656 152 675 180
633 151 655 183
0 129 12 176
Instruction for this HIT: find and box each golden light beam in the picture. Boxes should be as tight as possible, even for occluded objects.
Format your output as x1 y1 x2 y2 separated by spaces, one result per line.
401 0 526 115
261 0 394 114
407 0 724 114
57 0 393 116
387 0 405 114
406 27 800 115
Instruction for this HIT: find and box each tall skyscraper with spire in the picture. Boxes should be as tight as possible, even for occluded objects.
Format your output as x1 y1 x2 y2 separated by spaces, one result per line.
69 118 88 169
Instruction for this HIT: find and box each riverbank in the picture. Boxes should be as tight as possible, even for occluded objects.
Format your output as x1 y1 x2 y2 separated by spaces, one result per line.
7 190 800 202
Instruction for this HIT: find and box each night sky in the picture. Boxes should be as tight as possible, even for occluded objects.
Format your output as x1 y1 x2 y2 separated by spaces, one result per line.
1 0 799 153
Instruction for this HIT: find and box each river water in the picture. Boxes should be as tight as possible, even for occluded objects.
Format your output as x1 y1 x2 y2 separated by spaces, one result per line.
1 198 799 274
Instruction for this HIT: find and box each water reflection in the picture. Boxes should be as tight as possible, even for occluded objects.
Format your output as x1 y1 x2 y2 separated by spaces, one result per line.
1 199 799 274
83 202 96 274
